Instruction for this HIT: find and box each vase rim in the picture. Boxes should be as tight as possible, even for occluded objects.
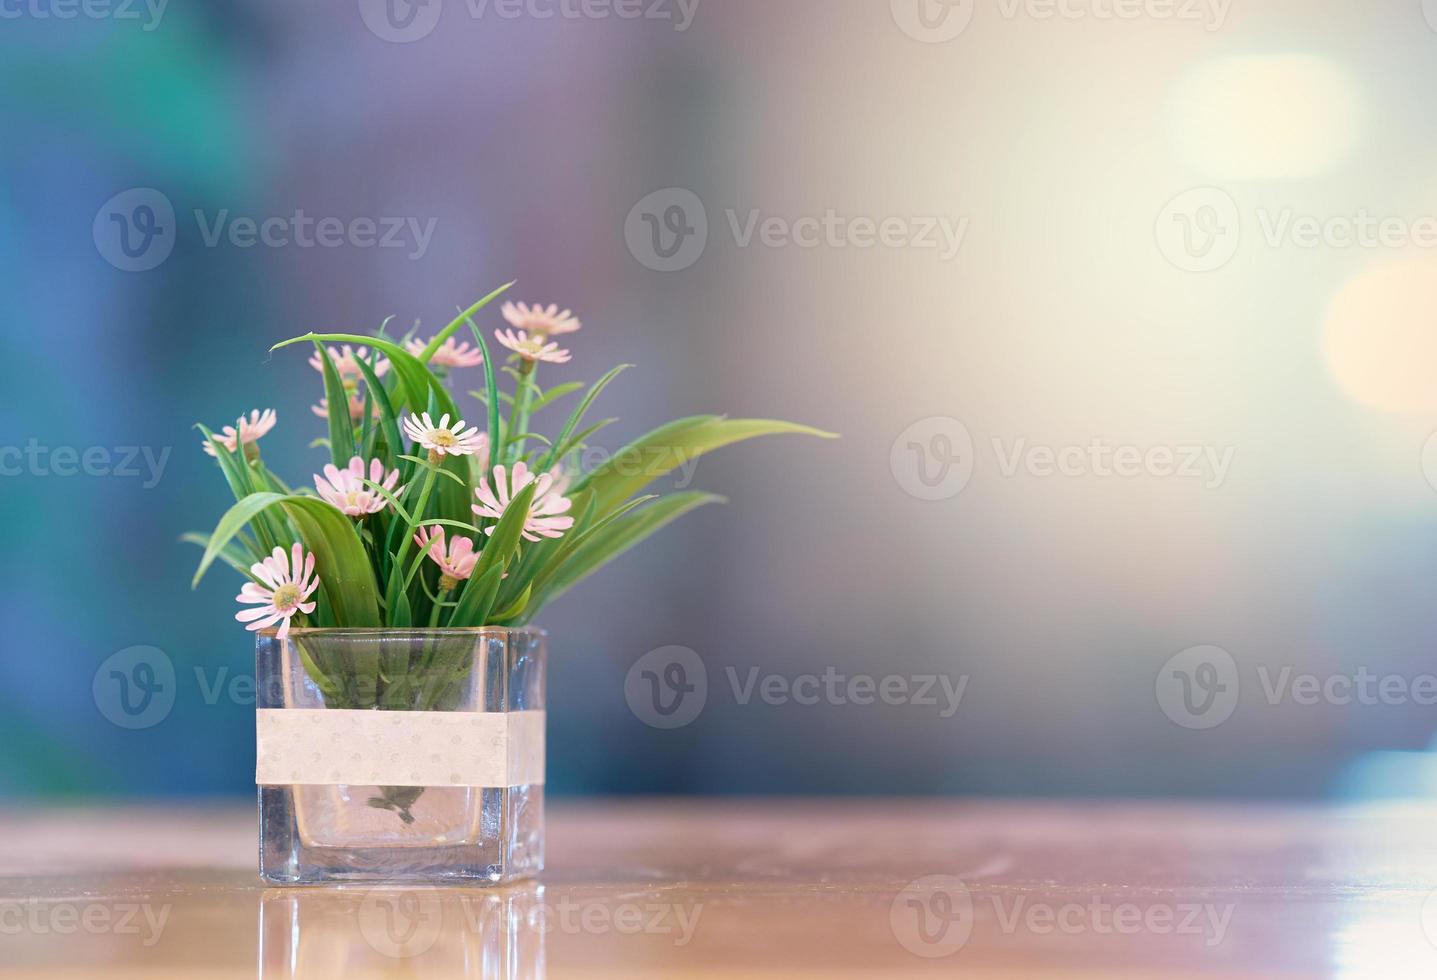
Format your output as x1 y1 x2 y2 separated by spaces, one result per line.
257 626 547 637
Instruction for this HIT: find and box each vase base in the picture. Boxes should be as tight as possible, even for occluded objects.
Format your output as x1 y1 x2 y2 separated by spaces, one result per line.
259 784 543 886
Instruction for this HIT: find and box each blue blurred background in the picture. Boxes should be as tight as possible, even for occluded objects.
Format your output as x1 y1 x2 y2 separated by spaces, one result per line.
4 0 1437 802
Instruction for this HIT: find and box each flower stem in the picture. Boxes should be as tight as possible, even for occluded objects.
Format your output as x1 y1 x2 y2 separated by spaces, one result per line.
389 463 438 602
427 588 451 628
505 361 537 464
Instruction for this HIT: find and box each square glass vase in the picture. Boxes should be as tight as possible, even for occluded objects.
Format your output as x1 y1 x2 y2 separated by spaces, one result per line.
257 627 545 885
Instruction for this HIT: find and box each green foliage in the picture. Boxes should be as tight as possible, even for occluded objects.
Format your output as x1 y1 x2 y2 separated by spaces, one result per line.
190 283 837 641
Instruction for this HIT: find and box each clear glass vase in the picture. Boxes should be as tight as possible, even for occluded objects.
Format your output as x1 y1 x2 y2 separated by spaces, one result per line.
257 628 545 885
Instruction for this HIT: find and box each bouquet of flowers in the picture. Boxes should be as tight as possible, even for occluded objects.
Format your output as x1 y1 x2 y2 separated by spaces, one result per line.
188 283 832 714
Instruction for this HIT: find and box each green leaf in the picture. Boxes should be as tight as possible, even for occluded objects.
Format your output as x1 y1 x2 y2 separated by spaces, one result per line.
530 381 584 413
180 532 257 578
272 333 456 421
192 493 381 629
193 492 288 587
312 341 356 466
449 565 504 628
466 317 502 467
353 352 405 476
472 481 536 584
416 282 514 364
491 582 532 622
578 416 838 518
538 364 631 472
278 497 383 629
527 493 726 615
396 456 469 487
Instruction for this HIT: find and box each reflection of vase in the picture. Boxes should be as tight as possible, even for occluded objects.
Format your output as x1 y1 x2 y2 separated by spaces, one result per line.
256 628 545 884
258 883 546 978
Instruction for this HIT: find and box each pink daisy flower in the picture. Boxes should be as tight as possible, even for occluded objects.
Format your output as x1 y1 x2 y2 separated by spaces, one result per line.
314 456 404 517
405 336 485 369
413 526 481 589
472 462 575 541
202 409 277 458
308 344 389 382
235 543 319 641
495 328 572 365
501 301 581 337
311 394 379 423
402 413 488 460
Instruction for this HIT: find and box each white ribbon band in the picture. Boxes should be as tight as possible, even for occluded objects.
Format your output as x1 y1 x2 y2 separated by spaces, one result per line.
255 709 545 788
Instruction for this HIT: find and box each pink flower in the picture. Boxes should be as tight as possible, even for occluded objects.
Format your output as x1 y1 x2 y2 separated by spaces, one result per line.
235 543 319 641
402 413 488 459
308 344 389 382
472 462 575 541
202 409 277 457
314 456 404 517
311 394 378 422
501 301 581 337
495 328 572 365
413 526 480 587
405 336 485 369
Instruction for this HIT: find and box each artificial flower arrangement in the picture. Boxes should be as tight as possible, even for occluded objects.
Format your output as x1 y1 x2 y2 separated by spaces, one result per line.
187 283 832 884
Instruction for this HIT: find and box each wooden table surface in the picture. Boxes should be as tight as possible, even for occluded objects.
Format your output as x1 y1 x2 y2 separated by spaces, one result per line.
2 800 1437 977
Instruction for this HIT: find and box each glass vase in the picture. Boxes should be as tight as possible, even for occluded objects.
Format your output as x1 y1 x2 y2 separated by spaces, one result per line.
256 628 545 885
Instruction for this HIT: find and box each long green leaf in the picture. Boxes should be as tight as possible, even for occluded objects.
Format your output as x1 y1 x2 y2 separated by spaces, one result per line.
193 493 381 629
193 492 287 587
465 317 501 467
578 416 837 518
312 341 355 466
279 497 383 629
417 282 514 364
353 352 404 475
526 492 725 616
448 565 504 630
272 333 456 421
538 364 631 472
472 481 536 584
180 532 257 577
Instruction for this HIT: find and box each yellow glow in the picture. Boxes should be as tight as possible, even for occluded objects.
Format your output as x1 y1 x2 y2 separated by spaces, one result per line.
1168 55 1363 178
1324 258 1437 414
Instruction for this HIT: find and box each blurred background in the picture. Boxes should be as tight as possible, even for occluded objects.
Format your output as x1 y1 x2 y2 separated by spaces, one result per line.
3 0 1437 803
